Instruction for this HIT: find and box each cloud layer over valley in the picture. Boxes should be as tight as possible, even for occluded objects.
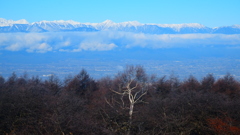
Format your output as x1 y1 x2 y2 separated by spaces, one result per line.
0 32 240 53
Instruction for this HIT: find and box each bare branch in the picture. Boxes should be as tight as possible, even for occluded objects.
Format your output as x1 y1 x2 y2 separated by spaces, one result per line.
133 90 141 100
110 88 125 95
129 81 138 91
134 91 147 103
120 95 125 108
104 97 114 108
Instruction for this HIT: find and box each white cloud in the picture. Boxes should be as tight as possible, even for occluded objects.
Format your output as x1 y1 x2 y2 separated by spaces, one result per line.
73 42 117 52
26 43 52 53
5 43 22 51
59 49 70 52
63 41 71 46
0 32 240 53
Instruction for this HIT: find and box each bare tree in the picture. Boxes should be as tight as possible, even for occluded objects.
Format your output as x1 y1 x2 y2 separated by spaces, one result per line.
108 65 149 135
201 73 215 92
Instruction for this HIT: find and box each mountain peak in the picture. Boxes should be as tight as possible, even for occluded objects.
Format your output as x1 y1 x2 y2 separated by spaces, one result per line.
0 18 29 26
101 20 116 27
232 24 240 28
102 19 114 24
151 23 206 31
15 19 29 24
33 20 81 26
154 23 205 28
120 21 142 27
96 20 116 29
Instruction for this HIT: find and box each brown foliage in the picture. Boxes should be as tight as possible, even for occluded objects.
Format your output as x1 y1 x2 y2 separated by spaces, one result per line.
207 117 240 135
1 69 240 134
180 75 201 92
213 73 240 98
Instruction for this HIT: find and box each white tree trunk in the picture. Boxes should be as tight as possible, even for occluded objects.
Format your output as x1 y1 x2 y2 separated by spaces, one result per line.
128 103 134 135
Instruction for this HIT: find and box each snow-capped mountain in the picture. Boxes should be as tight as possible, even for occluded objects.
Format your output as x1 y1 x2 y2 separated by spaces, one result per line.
0 18 239 34
212 25 240 34
0 18 98 32
0 18 29 26
30 20 97 32
86 20 143 31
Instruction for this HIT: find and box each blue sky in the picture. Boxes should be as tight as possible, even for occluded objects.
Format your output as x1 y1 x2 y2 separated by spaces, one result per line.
1 0 240 27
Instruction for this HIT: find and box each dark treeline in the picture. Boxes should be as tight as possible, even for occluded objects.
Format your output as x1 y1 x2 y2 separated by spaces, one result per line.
0 65 240 135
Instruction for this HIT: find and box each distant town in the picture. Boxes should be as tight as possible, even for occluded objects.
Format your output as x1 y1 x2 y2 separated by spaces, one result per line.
1 57 239 81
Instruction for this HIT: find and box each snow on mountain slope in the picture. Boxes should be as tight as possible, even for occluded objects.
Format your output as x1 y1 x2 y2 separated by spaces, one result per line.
31 20 98 31
212 26 240 34
233 25 240 28
86 20 143 30
0 18 239 34
0 18 29 26
153 23 206 31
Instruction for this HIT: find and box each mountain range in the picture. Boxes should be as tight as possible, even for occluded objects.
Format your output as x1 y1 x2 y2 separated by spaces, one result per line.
1 18 240 34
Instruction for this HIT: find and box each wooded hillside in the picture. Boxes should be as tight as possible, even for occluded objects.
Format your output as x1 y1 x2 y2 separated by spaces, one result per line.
0 66 240 135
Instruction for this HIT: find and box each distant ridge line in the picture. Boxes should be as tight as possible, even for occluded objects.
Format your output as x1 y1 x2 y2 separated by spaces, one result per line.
0 18 240 34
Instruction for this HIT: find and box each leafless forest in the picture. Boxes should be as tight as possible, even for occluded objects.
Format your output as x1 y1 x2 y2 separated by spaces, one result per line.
1 65 240 135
